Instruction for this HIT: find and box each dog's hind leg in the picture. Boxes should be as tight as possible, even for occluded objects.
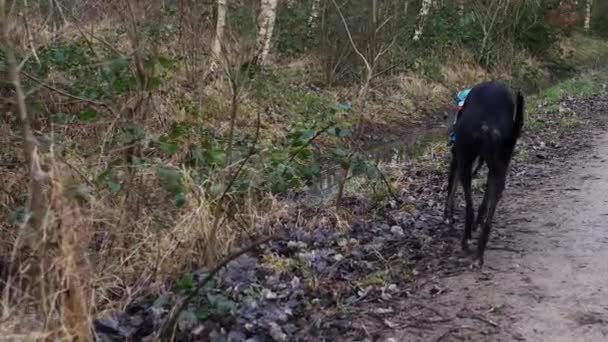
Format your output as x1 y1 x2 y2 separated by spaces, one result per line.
444 156 459 224
475 166 506 267
459 160 475 252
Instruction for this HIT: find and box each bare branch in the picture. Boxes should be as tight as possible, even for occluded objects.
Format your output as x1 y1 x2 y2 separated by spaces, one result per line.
20 71 119 117
331 0 372 75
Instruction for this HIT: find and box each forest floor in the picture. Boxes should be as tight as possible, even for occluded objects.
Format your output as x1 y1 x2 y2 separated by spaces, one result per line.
93 70 608 342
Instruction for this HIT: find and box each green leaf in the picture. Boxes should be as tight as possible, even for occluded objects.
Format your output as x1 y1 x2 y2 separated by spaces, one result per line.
207 293 236 316
110 56 130 75
153 296 169 308
172 192 186 208
8 206 25 225
209 183 224 196
301 129 315 141
337 128 352 138
294 147 312 160
176 273 194 292
157 56 176 69
336 101 352 111
51 112 71 124
178 310 198 324
195 306 211 320
203 279 216 290
333 147 348 158
159 141 179 155
351 158 367 176
205 149 225 165
70 183 93 201
107 181 121 193
78 107 100 122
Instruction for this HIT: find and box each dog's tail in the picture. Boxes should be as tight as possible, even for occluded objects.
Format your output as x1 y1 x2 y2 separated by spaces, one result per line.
513 91 524 138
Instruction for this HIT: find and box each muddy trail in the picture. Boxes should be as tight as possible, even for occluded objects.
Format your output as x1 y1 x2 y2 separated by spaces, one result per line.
387 125 608 342
94 83 608 342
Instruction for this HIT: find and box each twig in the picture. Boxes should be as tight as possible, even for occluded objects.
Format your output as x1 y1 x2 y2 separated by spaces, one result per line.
486 246 522 253
284 122 335 168
20 71 118 117
470 314 499 328
20 9 40 65
541 187 580 192
435 326 474 342
157 235 276 340
331 0 371 77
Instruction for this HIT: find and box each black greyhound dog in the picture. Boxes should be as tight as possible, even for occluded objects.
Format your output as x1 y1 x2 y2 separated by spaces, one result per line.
444 81 524 267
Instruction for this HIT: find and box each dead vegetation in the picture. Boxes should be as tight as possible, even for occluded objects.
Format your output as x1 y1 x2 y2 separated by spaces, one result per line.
1 0 607 340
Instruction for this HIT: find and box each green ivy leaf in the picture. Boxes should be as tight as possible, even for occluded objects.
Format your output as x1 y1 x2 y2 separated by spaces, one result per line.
110 56 130 75
70 183 94 201
78 107 100 122
153 296 169 308
176 273 194 293
8 206 25 225
333 147 348 158
337 128 352 138
207 293 236 316
107 181 121 193
159 141 179 155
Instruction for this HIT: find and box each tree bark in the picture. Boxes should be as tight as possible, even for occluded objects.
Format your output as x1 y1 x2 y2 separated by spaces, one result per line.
0 0 48 249
309 0 321 28
413 0 433 41
254 0 279 65
212 0 227 60
584 0 593 31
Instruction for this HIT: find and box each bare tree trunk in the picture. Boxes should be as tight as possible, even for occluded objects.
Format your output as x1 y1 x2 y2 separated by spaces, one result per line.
2 1 91 341
458 0 465 15
212 0 227 60
254 0 279 65
0 0 48 250
309 0 321 28
584 0 593 31
369 0 378 61
413 0 433 41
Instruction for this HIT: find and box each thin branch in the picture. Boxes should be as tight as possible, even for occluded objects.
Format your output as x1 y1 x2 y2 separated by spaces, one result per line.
20 7 41 65
20 71 118 117
331 0 372 75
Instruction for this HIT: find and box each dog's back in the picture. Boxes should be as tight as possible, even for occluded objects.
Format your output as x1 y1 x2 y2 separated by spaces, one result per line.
456 81 516 143
454 81 522 160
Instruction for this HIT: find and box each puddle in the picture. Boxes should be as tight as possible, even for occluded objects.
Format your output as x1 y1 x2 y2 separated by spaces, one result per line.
309 126 447 197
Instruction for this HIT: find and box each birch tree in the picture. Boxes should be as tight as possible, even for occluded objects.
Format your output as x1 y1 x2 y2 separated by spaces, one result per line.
211 0 227 62
584 0 593 31
413 0 433 41
253 0 279 65
308 0 321 28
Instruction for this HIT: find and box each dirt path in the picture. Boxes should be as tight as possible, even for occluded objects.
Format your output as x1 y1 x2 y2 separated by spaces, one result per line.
387 131 608 342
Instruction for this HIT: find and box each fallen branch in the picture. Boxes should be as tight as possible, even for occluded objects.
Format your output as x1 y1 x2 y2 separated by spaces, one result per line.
157 235 277 340
540 187 580 192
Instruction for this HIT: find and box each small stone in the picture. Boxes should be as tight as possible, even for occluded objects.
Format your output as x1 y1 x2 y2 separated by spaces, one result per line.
390 225 404 237
227 331 247 342
287 241 307 249
193 325 205 336
333 253 344 262
263 289 278 300
268 322 287 342
291 276 300 289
